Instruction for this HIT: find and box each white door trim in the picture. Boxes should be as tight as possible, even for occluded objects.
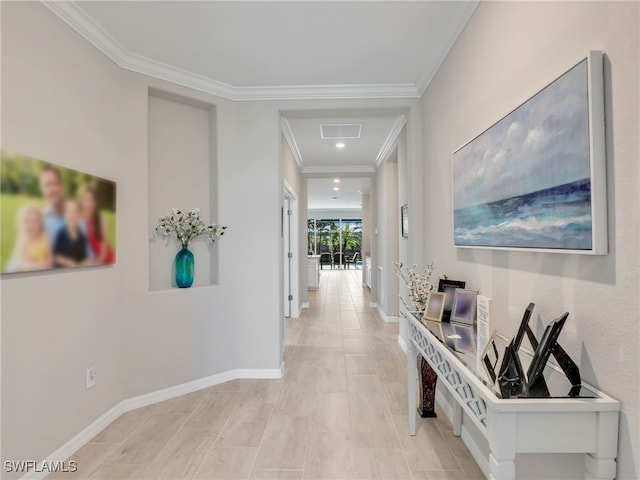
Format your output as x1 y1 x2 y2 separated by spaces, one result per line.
283 180 300 318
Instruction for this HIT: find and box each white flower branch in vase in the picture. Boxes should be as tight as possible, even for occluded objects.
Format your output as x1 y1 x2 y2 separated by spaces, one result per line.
393 261 435 316
154 208 226 287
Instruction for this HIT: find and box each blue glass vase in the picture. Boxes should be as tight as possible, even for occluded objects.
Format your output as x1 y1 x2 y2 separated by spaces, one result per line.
175 245 194 288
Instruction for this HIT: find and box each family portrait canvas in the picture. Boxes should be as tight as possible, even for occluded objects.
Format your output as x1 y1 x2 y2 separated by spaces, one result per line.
1 150 116 274
452 52 606 253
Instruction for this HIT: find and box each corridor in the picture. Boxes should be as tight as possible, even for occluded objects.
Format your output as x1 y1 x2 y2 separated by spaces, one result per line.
50 269 484 479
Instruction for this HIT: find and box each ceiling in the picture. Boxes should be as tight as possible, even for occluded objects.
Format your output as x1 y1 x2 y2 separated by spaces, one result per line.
282 109 406 174
307 177 370 211
282 108 403 210
43 1 478 210
45 1 478 100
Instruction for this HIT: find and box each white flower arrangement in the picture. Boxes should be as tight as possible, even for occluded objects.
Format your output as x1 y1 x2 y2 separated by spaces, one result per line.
155 208 226 247
393 261 435 314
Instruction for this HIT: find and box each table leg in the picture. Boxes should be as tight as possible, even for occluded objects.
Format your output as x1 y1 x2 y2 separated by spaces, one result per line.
585 411 618 479
417 357 438 418
407 342 418 436
585 455 617 480
489 454 516 480
488 411 516 480
452 402 462 437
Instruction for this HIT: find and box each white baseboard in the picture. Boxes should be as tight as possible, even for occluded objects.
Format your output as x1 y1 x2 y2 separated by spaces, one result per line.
20 366 284 480
435 388 454 421
461 426 490 478
397 335 408 353
375 304 399 324
435 388 489 479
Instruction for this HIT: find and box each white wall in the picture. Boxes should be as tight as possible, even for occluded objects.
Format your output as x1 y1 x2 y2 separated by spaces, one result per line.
1 2 127 470
281 133 308 308
421 2 639 478
361 193 371 287
396 127 410 343
0 2 277 471
148 93 216 290
308 209 361 220
374 152 399 319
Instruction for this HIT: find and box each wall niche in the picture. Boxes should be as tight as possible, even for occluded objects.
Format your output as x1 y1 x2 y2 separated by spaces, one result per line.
148 88 218 291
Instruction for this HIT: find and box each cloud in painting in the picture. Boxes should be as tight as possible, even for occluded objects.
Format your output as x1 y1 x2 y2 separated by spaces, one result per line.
453 59 590 210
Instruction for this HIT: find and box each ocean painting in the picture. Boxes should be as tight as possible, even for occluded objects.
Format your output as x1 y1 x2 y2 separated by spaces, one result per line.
453 57 600 251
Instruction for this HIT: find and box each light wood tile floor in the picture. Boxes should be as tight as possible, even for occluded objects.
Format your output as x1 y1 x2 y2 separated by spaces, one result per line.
48 270 485 479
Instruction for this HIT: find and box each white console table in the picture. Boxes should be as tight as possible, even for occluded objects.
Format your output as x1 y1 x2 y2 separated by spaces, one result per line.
404 311 620 480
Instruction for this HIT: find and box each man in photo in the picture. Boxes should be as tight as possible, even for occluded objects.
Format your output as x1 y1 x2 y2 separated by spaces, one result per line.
39 164 66 243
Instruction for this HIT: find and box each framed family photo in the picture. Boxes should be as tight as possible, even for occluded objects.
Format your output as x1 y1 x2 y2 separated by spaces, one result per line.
1 150 116 274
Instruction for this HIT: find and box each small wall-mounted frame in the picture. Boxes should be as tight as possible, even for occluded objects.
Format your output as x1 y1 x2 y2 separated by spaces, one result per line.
451 289 477 325
401 204 408 237
423 291 445 323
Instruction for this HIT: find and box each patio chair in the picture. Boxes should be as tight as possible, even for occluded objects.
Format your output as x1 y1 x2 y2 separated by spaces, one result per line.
319 253 332 269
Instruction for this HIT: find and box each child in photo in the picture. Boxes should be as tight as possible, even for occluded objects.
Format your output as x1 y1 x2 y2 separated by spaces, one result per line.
53 199 92 268
5 204 53 272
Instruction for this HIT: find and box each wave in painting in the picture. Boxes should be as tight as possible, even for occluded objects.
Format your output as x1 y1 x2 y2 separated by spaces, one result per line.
454 178 592 250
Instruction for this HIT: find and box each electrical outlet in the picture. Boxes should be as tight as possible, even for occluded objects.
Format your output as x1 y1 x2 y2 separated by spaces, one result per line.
86 366 97 390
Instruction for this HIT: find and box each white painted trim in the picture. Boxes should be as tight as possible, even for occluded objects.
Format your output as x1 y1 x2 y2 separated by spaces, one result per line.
375 114 407 168
415 1 480 95
283 180 300 319
397 334 408 353
41 1 421 102
435 387 489 479
461 426 490 479
19 366 283 480
302 165 376 174
435 388 454 421
375 304 399 324
280 117 303 168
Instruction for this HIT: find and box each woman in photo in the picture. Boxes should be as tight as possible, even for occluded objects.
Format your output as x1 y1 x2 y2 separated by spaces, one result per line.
79 184 114 265
5 204 53 272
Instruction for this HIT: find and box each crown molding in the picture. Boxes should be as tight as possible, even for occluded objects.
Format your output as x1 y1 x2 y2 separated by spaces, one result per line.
280 118 304 168
375 114 407 168
41 1 422 101
302 165 376 175
415 1 479 96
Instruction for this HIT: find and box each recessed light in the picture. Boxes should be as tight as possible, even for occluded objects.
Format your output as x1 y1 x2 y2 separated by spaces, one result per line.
333 187 339 191
336 142 345 149
333 178 340 183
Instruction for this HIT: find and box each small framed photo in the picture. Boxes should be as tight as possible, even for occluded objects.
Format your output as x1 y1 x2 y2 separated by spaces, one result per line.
451 322 475 354
423 291 445 322
451 289 477 325
422 319 445 341
401 204 408 237
482 333 501 383
438 279 466 321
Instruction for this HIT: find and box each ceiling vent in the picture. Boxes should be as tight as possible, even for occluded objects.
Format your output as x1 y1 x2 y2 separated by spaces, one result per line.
320 124 362 139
